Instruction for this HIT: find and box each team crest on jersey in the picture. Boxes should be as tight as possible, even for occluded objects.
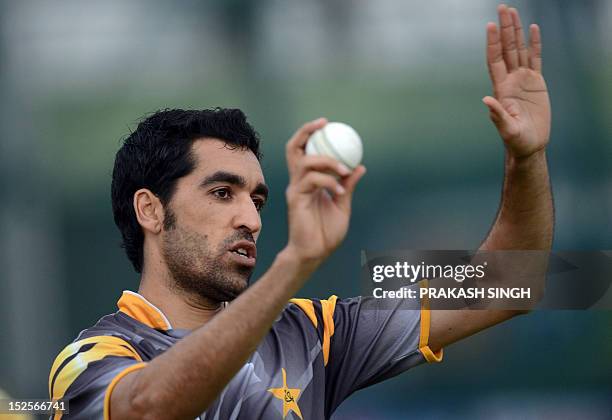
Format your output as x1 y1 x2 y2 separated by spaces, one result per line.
267 368 303 419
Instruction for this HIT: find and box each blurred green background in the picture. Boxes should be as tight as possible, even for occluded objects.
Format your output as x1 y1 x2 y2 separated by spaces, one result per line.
1 0 610 418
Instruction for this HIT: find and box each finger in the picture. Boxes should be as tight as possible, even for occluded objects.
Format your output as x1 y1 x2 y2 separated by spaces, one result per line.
510 8 528 67
295 172 345 196
286 118 327 172
498 4 519 71
482 96 512 127
293 155 351 181
335 165 366 210
341 164 366 194
486 22 507 85
528 24 542 73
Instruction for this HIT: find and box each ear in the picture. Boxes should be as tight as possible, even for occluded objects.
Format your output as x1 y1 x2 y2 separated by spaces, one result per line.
133 189 164 234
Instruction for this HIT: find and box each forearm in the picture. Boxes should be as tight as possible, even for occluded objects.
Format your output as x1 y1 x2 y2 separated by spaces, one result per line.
430 150 554 350
112 248 317 420
475 149 552 312
481 150 553 251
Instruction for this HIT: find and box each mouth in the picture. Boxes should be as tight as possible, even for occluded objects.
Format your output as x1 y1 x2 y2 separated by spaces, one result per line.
228 240 257 267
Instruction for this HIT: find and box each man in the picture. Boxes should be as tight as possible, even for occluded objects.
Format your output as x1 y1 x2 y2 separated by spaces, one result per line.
49 5 552 419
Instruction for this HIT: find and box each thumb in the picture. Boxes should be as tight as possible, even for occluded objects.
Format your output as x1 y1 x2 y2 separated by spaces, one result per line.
482 96 512 127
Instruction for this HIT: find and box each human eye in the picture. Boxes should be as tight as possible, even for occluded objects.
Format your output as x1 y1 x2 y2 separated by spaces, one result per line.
252 197 266 212
212 187 232 200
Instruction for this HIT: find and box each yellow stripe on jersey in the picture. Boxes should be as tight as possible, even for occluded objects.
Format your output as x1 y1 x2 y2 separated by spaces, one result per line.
289 298 318 328
49 336 142 399
103 362 147 420
418 280 443 363
321 295 337 366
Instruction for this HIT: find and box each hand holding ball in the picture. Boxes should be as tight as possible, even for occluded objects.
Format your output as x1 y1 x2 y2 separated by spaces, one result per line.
305 122 363 170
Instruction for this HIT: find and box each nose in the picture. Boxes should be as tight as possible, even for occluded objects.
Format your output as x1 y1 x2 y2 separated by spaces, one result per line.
231 194 262 238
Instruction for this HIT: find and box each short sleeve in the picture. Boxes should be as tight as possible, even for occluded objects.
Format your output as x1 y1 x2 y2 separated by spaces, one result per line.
48 335 146 420
324 281 443 413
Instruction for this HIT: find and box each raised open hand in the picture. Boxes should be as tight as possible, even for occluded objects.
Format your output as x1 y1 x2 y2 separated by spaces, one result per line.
484 5 551 158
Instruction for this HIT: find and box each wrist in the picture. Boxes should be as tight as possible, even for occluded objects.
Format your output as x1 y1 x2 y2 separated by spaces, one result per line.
277 246 322 278
507 148 547 170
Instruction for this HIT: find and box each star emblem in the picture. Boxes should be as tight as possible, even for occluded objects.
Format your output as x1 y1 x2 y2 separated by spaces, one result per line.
267 368 303 419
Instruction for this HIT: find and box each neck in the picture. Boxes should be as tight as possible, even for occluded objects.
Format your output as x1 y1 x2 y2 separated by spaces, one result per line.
138 272 224 331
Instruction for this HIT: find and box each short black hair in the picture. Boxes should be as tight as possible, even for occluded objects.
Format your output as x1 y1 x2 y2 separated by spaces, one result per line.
111 108 261 273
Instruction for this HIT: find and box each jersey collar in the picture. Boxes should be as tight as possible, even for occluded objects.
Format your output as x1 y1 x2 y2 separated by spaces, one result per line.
117 290 173 330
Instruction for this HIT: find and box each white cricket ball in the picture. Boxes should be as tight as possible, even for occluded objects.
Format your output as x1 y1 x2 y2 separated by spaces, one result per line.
305 122 363 170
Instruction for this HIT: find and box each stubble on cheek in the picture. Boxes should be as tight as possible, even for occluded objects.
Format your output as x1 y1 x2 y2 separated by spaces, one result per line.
161 224 250 302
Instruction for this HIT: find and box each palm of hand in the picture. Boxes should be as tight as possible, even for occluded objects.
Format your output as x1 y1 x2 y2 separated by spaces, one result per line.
484 5 552 159
494 69 550 157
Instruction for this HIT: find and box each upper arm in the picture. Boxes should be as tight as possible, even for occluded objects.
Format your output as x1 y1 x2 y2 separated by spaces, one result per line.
49 335 145 419
429 308 521 351
426 252 542 350
108 363 147 420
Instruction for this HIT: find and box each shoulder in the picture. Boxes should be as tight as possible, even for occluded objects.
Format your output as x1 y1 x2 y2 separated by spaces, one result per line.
285 296 341 366
286 296 338 328
48 312 145 400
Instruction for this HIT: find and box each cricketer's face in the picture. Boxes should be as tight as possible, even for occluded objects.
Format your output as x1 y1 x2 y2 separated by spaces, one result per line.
161 138 267 302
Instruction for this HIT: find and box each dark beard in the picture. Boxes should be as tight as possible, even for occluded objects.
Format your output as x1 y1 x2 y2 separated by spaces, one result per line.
161 210 254 303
